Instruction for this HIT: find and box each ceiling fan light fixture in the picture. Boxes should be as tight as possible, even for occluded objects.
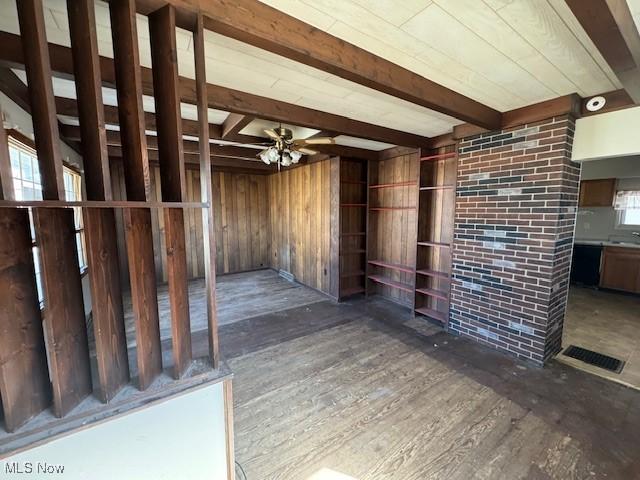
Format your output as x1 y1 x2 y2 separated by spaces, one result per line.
290 150 303 164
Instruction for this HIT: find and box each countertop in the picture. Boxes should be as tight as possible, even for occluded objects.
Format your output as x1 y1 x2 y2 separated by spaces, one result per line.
575 240 640 249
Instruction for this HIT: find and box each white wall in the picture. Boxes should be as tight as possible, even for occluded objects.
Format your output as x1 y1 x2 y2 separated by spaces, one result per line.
1 91 82 170
1 382 229 480
572 106 640 161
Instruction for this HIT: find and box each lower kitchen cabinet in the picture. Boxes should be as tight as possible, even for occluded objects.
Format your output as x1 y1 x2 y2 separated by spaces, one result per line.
600 247 640 293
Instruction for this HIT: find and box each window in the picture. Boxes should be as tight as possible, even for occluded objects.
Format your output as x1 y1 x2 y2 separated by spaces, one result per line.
8 138 87 302
615 190 640 227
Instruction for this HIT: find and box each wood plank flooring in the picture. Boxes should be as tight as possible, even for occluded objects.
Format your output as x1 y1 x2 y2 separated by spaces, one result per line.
560 286 640 389
224 296 640 480
118 269 326 347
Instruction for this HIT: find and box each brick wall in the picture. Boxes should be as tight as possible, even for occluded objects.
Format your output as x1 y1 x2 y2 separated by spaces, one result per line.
450 115 580 365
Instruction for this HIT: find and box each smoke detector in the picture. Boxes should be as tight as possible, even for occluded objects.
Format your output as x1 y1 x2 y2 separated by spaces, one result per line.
586 96 606 112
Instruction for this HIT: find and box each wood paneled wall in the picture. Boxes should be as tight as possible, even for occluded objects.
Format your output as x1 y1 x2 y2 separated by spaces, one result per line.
212 171 270 274
267 158 335 296
367 150 419 307
111 160 270 286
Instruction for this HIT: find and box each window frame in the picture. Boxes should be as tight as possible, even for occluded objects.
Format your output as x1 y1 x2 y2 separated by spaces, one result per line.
8 136 88 283
614 189 640 230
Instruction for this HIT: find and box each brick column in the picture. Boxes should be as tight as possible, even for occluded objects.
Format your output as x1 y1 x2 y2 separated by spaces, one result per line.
450 115 580 365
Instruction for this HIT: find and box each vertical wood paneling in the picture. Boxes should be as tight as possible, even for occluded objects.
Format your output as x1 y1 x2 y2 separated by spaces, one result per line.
267 159 333 295
367 151 419 307
34 208 92 417
0 209 50 431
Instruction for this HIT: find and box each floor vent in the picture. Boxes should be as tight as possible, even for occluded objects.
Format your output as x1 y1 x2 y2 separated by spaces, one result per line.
563 345 625 373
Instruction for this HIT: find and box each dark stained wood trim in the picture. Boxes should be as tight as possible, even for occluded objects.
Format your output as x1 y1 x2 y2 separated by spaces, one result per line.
131 0 501 129
110 0 162 390
123 207 163 390
66 0 112 201
566 0 640 102
501 93 582 128
581 88 635 116
149 4 192 379
33 208 92 417
149 4 187 202
0 209 50 431
195 14 220 369
83 208 130 402
109 0 151 202
0 31 431 147
163 207 192 378
106 144 273 171
0 127 14 200
222 113 254 140
451 94 582 140
15 0 65 200
377 146 419 161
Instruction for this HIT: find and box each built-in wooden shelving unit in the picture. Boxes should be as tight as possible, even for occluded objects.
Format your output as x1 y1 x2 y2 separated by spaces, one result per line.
414 148 458 327
338 158 369 300
365 152 418 306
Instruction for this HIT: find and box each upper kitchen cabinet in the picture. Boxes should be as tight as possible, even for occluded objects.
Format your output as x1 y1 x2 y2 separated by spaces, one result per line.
579 179 616 207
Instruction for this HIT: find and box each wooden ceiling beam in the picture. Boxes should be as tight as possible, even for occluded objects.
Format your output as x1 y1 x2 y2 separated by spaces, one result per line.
107 144 273 171
221 113 254 140
566 0 640 103
0 31 430 147
129 0 501 130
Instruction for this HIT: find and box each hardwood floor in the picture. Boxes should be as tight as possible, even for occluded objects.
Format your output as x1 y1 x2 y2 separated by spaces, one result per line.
224 296 640 480
118 269 326 347
560 286 640 389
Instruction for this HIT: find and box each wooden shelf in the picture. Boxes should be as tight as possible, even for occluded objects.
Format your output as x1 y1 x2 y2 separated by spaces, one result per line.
415 287 449 301
340 232 366 237
340 249 366 255
368 275 414 293
369 181 417 189
369 206 416 211
415 307 447 323
419 185 455 191
420 152 456 162
340 180 367 185
341 270 365 278
416 268 450 279
368 260 415 274
417 241 451 248
341 286 365 297
341 203 367 207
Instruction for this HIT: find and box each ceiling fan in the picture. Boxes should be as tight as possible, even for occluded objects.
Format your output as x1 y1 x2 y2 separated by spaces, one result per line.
256 126 335 169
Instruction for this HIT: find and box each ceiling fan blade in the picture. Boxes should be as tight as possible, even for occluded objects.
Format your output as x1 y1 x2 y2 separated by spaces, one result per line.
298 147 319 155
300 137 335 145
264 129 280 140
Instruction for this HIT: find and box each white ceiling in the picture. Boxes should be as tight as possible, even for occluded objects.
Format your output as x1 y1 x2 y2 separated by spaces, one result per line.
0 0 635 145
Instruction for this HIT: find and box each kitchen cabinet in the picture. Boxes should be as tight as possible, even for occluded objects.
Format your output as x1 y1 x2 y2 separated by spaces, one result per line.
600 247 640 293
579 179 616 207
